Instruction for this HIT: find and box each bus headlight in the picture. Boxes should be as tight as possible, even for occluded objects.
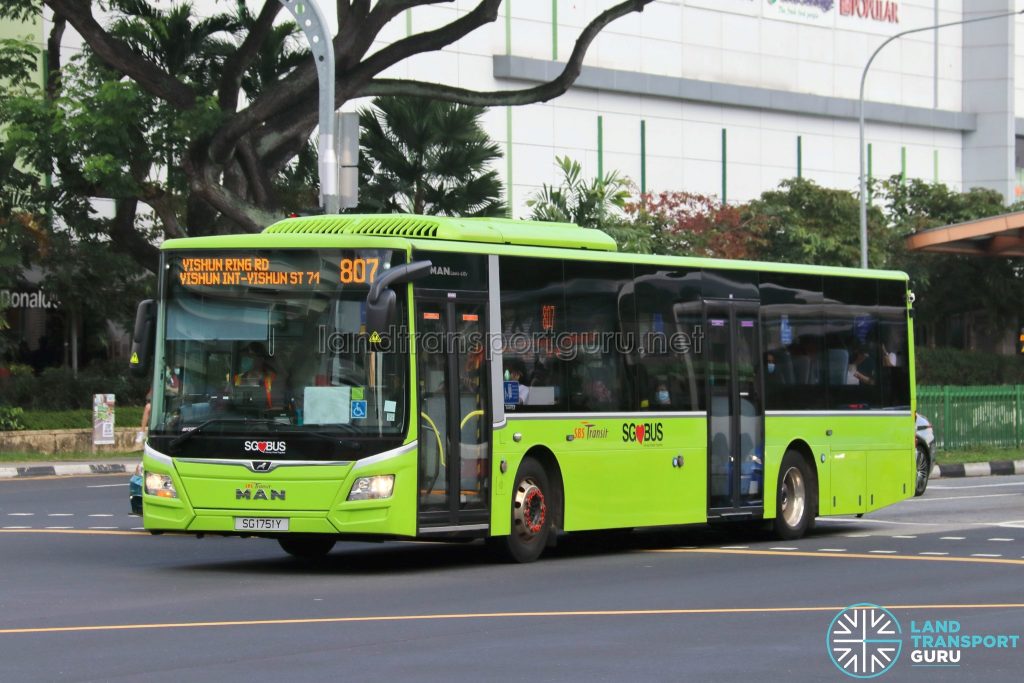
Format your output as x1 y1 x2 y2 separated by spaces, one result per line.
144 472 178 499
348 475 394 501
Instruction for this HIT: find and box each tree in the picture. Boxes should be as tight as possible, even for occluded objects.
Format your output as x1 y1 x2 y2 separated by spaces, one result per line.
625 191 762 259
357 96 504 216
1 0 656 274
743 178 890 268
880 176 1024 334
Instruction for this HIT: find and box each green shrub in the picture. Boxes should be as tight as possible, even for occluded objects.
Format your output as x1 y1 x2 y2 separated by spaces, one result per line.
915 347 1024 385
0 406 26 431
0 359 149 410
16 406 145 431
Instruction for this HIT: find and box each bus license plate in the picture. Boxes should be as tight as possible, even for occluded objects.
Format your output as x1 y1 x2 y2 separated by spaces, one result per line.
234 517 289 531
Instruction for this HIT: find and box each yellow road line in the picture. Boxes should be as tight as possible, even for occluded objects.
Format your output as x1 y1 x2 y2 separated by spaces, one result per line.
2 603 1022 636
0 529 141 537
647 547 1024 566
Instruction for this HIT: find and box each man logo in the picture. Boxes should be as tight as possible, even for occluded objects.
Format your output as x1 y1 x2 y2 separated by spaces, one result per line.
827 603 902 678
251 461 272 472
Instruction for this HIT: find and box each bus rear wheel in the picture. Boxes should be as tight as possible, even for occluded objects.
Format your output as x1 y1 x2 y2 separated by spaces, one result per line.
773 451 813 540
494 458 552 563
278 534 336 559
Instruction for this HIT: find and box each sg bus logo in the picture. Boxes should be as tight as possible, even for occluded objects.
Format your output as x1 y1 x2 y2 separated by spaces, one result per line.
827 603 902 678
621 422 664 445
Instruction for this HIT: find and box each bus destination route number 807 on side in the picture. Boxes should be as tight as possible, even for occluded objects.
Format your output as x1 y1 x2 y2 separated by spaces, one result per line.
129 214 915 562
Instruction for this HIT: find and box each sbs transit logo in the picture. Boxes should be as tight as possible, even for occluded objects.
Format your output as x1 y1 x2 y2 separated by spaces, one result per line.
827 603 902 678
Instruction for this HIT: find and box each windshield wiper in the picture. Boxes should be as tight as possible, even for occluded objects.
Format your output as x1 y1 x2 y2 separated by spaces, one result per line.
168 417 278 450
168 418 356 451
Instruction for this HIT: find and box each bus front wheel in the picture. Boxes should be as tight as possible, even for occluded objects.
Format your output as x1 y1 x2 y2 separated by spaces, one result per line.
494 458 552 563
278 534 336 559
773 451 813 540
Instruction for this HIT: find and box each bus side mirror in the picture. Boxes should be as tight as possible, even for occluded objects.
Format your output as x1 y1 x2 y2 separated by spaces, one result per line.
365 261 432 338
129 299 156 377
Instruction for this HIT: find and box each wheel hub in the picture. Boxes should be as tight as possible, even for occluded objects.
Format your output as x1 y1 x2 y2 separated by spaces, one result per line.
780 466 805 528
513 479 546 539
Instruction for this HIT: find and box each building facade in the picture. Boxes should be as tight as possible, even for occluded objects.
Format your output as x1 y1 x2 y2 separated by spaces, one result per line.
18 0 1024 214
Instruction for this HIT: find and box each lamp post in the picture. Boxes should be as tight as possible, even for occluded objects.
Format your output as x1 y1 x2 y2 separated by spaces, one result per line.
858 8 1024 269
278 0 339 214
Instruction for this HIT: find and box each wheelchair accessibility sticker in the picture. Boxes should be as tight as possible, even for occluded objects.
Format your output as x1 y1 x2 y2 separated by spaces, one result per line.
351 400 367 419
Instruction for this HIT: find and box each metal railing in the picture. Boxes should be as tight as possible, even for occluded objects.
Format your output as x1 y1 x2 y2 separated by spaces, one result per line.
917 385 1024 451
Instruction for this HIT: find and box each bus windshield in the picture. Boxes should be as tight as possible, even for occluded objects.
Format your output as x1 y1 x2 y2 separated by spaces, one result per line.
153 249 407 446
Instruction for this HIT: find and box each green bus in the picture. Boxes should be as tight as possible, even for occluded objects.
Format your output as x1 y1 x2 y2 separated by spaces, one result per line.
131 214 915 562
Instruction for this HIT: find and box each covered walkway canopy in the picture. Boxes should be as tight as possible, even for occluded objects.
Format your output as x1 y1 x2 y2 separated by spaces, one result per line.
905 210 1024 257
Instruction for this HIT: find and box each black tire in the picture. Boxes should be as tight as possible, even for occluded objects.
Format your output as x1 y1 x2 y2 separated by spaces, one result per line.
773 450 814 540
494 458 553 563
278 534 336 559
914 442 931 497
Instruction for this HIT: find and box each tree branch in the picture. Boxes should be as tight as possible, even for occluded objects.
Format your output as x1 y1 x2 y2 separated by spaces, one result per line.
109 198 160 273
357 0 654 106
45 0 196 110
45 15 65 100
347 0 500 87
217 0 282 113
185 157 278 233
251 0 499 160
140 188 186 240
238 136 274 208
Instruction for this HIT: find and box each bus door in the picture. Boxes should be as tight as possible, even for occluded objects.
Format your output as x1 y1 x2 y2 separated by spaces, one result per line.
415 292 491 533
705 301 765 518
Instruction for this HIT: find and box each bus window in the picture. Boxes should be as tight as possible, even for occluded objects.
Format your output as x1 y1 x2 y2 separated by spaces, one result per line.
878 280 911 409
563 261 633 412
759 272 825 411
824 277 881 410
499 256 566 411
634 266 704 411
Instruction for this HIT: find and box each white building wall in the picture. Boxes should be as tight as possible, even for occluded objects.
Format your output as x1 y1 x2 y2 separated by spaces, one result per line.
43 1 990 217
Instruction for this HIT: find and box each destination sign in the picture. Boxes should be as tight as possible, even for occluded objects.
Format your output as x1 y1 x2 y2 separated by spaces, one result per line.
169 250 399 292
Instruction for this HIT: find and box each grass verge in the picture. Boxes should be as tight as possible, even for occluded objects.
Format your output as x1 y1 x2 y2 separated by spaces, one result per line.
935 448 1024 465
6 407 146 431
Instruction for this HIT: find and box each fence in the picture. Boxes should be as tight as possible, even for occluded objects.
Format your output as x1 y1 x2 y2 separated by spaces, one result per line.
917 385 1024 451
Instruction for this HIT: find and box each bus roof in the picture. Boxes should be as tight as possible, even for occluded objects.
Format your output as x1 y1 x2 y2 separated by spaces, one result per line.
160 214 908 282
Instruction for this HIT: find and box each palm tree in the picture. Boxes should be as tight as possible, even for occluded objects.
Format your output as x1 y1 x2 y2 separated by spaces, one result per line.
357 96 505 217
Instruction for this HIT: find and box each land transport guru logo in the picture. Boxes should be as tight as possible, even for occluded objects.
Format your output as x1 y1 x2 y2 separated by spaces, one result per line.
826 603 1021 677
827 603 902 678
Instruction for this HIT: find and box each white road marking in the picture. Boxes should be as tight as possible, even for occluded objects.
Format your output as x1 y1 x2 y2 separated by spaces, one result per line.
6 513 33 516
818 548 847 552
817 518 941 526
769 547 797 551
988 538 1015 542
908 493 1022 503
131 527 144 530
940 536 965 540
44 526 72 530
844 533 872 538
971 554 1003 558
919 552 949 556
930 482 1024 490
46 514 73 517
2 526 31 529
88 526 118 530
720 545 749 549
87 514 114 518
86 484 128 488
891 535 917 539
869 550 897 554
